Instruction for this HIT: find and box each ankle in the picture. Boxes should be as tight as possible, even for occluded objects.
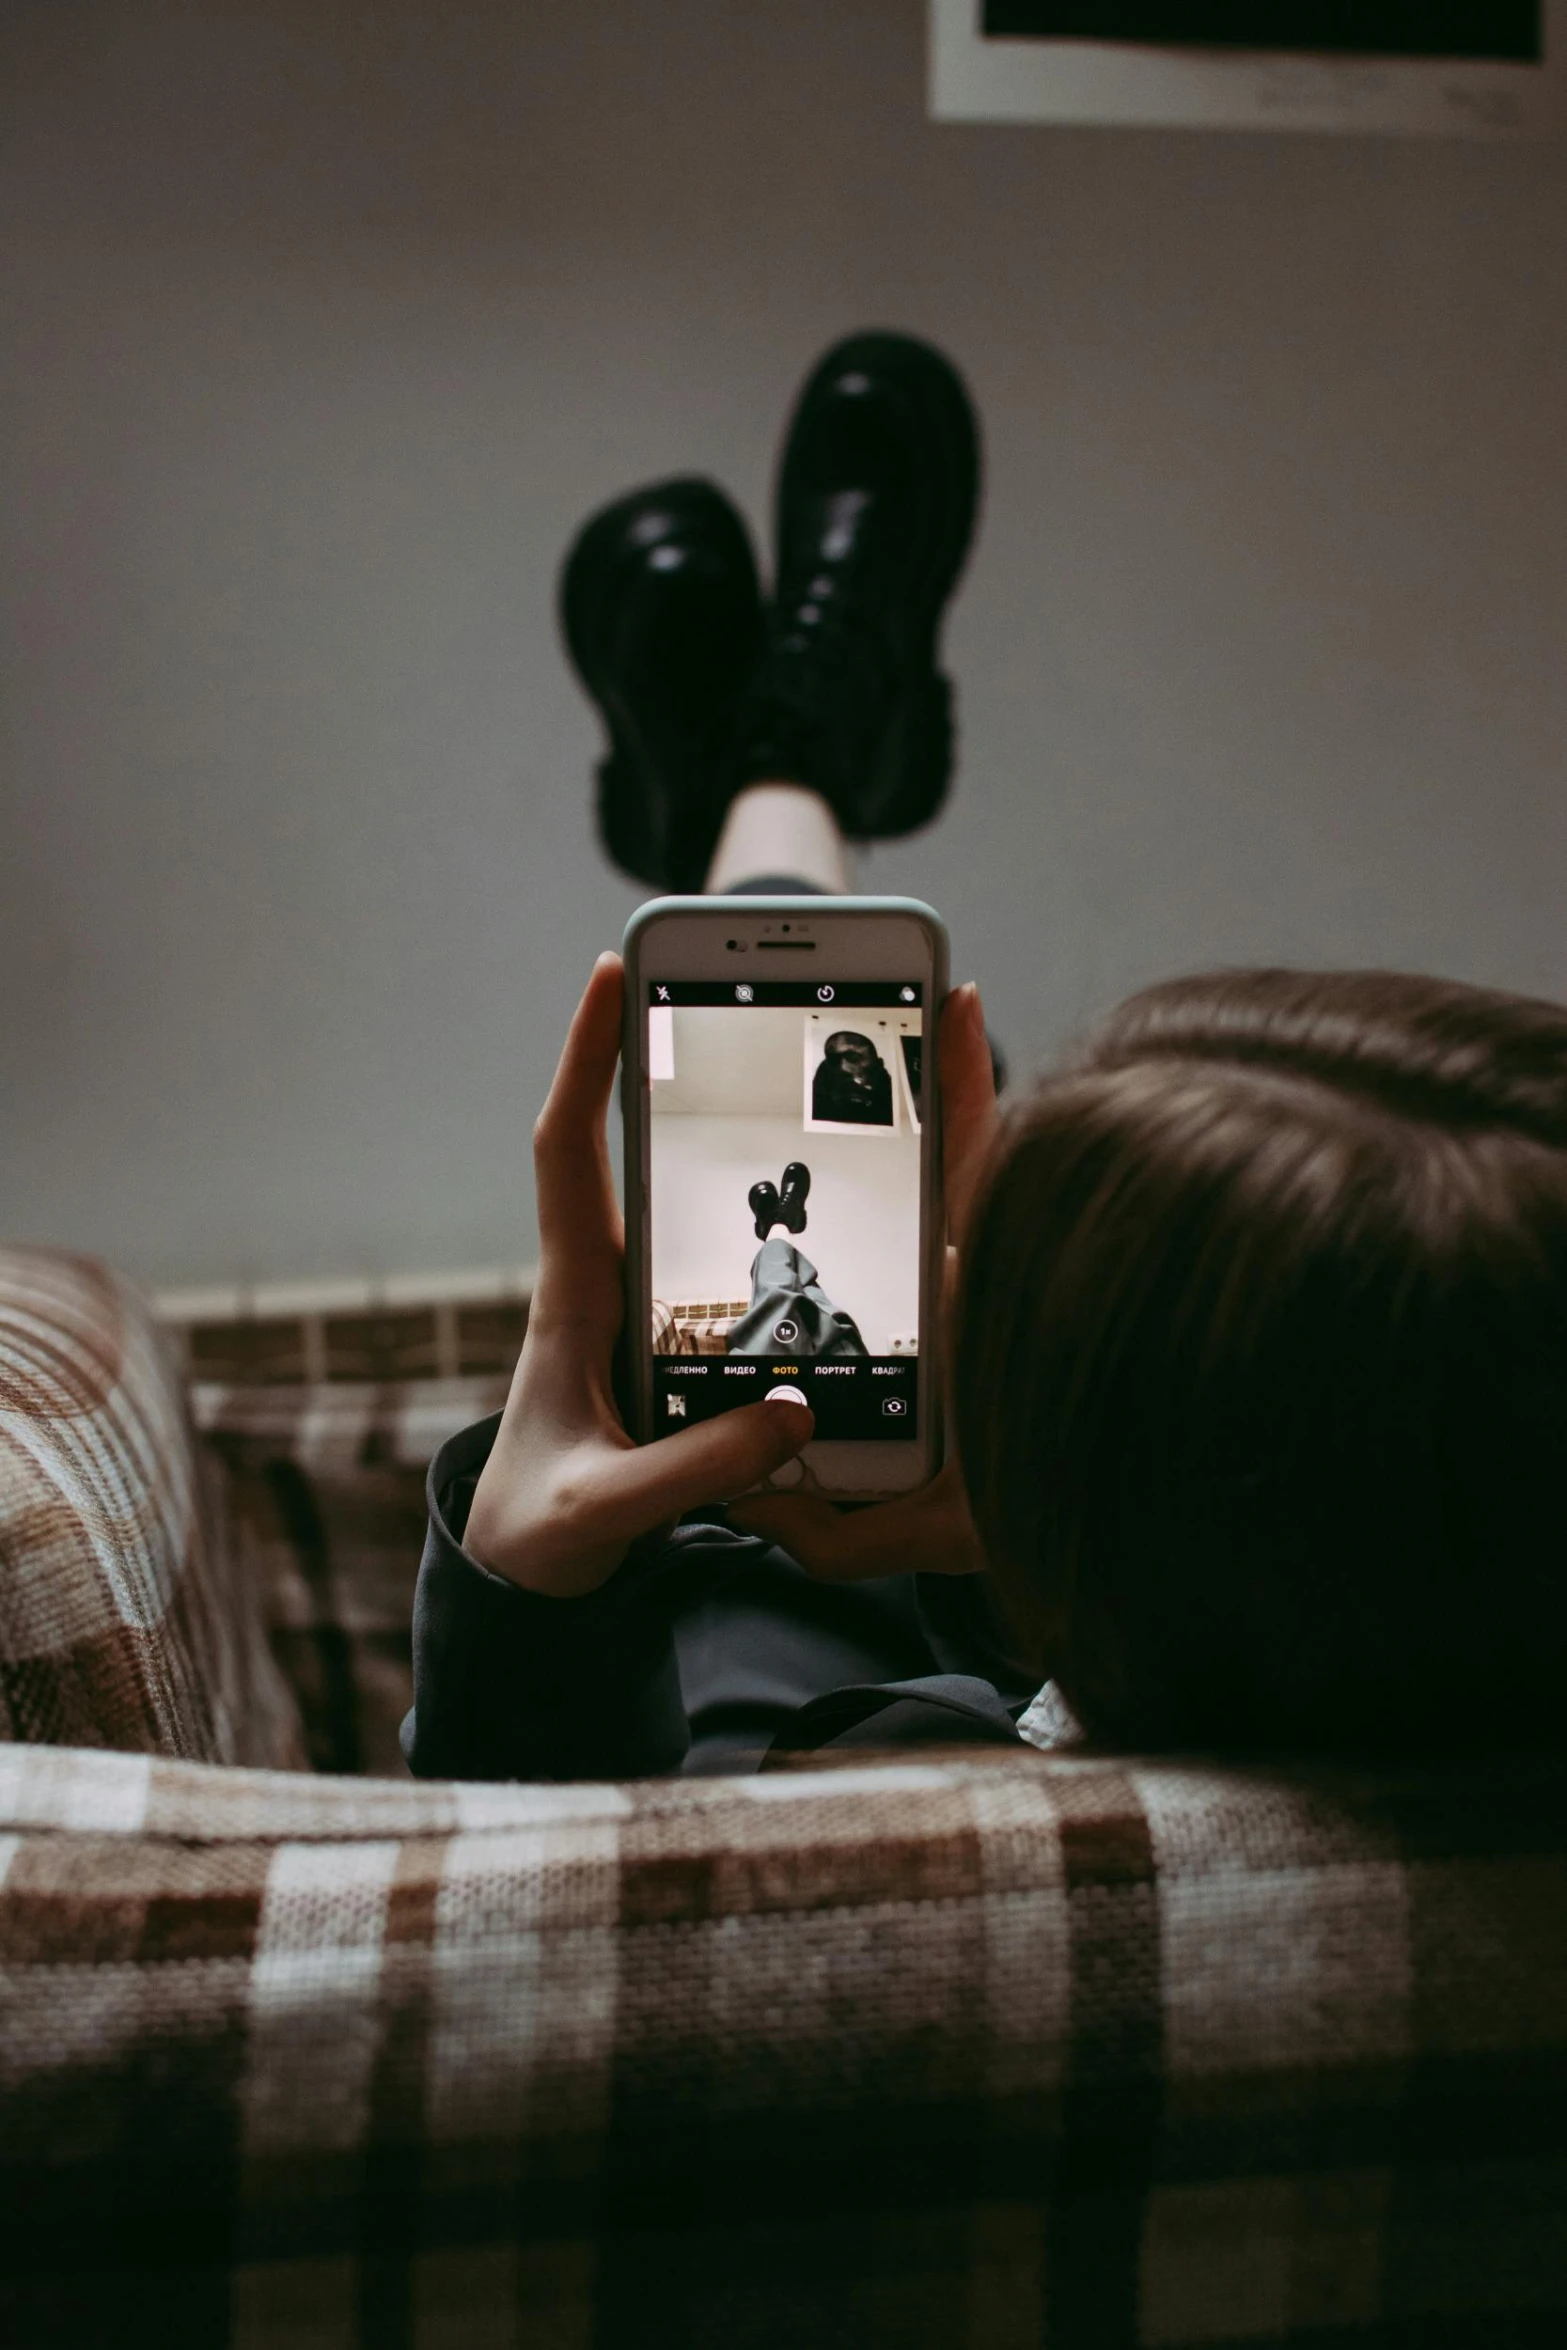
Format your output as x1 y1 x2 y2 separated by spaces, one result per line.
704 782 851 895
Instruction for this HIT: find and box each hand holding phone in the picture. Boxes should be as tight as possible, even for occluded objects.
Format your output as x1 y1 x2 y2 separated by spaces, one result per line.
461 954 813 1597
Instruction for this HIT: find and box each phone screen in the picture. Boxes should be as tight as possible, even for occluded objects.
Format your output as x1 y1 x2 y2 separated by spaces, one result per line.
646 976 925 1441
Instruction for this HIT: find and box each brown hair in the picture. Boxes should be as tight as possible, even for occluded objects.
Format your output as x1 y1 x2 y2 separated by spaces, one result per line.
956 969 1567 1751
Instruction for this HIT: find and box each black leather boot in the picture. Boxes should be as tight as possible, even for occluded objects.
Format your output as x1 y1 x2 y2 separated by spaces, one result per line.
748 1180 782 1240
732 332 982 840
559 478 762 892
777 1162 811 1234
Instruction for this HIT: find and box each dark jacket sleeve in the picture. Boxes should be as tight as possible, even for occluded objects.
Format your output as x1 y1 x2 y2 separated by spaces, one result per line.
400 1414 692 1781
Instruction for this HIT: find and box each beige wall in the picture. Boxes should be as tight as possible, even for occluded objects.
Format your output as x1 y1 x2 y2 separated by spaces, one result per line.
4 1 1566 1287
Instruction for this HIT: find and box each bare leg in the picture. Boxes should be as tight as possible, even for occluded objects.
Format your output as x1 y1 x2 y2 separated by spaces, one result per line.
704 781 851 896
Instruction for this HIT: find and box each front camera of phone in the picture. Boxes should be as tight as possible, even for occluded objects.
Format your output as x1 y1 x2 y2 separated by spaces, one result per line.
727 938 739 951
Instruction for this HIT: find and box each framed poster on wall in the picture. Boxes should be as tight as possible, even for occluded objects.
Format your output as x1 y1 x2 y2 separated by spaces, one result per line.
931 0 1567 134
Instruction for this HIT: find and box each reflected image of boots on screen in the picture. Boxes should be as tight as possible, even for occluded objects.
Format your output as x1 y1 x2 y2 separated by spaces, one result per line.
647 981 923 1440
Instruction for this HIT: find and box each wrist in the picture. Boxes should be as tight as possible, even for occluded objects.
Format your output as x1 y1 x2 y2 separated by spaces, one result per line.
461 1479 627 1600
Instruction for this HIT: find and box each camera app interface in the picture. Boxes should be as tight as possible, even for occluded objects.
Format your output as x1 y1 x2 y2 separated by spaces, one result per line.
647 979 924 1441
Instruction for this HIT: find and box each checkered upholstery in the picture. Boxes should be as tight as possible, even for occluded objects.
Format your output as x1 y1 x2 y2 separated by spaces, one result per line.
136 1284 518 1775
1 1739 1563 2346
652 1297 748 1356
0 1249 302 1768
191 1376 511 1775
4 1256 1565 2342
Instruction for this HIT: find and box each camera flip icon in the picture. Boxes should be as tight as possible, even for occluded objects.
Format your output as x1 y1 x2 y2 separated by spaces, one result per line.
881 1396 908 1418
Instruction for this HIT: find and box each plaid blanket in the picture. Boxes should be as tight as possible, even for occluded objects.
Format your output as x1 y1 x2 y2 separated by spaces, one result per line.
2 1739 1563 2348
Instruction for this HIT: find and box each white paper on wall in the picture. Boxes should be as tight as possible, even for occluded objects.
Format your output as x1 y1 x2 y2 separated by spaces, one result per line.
931 0 1567 136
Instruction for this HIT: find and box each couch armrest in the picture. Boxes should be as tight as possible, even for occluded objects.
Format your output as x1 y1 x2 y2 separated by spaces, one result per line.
3 1740 1564 2347
0 1248 303 1768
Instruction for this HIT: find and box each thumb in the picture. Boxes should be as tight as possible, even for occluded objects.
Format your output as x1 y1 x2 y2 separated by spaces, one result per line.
730 1457 986 1582
596 1396 814 1543
727 1491 852 1566
729 1489 923 1581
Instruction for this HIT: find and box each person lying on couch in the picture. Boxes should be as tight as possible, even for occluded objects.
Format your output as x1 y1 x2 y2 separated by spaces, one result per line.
404 333 1567 1779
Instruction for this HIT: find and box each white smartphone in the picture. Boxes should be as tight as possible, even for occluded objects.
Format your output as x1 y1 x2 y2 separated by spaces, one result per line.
621 895 949 1499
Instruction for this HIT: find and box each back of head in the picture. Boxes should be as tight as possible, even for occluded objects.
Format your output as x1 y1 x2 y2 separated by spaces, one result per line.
956 969 1567 1752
